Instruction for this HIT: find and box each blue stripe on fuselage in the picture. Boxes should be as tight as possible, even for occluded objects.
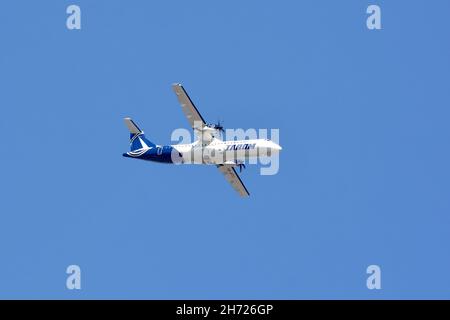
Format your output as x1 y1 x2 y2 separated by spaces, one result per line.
122 145 175 163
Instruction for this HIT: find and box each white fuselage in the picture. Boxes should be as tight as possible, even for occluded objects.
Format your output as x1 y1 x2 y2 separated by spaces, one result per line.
172 138 282 165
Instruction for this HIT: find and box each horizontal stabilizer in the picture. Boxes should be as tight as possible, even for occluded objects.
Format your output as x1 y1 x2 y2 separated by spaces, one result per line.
124 117 143 134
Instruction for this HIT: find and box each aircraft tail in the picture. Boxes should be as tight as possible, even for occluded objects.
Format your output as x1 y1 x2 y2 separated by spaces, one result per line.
124 118 156 151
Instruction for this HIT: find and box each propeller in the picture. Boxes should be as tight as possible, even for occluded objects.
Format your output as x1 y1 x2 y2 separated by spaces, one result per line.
208 120 225 134
214 120 225 134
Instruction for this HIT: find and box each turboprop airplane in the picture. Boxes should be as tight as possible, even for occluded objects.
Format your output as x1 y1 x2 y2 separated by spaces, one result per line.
123 83 282 197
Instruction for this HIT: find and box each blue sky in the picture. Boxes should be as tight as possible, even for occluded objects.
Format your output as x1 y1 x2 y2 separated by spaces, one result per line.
1 0 449 299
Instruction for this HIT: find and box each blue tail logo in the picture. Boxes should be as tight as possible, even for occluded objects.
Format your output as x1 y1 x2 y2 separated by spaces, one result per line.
129 132 155 151
124 118 156 153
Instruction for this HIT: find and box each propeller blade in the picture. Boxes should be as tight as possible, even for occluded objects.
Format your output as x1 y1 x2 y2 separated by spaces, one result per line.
216 119 225 133
238 163 246 172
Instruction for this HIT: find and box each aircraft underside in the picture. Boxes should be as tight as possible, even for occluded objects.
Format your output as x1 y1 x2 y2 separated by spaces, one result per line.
176 146 269 165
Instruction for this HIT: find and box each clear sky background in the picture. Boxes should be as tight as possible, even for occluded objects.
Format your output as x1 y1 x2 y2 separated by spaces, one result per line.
0 0 449 299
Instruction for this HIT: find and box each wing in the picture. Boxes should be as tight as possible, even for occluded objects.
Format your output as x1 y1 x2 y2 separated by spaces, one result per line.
172 83 206 130
217 165 250 197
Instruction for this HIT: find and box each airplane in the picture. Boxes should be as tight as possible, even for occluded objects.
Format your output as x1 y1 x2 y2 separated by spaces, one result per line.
122 83 282 197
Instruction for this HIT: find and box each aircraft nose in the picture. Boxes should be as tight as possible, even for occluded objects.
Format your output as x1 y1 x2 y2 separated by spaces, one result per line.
271 142 282 151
